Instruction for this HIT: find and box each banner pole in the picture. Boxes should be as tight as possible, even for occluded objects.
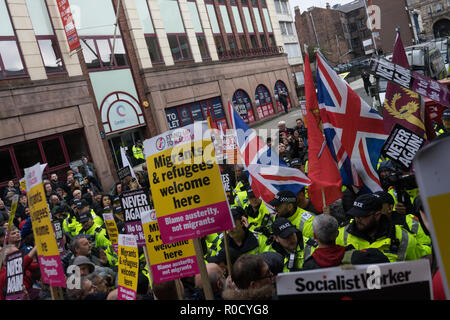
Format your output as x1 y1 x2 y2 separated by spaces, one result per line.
193 238 214 300
222 231 232 277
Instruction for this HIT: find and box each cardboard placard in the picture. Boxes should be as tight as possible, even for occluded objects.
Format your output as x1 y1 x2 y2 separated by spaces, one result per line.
381 123 426 170
276 259 432 300
141 210 198 284
120 189 149 247
144 121 233 244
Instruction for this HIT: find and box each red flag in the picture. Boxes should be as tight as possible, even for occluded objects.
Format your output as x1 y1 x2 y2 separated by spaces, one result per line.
304 50 342 212
383 32 427 138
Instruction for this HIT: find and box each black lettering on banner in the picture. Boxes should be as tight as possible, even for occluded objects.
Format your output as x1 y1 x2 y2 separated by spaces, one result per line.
381 124 425 170
152 146 215 209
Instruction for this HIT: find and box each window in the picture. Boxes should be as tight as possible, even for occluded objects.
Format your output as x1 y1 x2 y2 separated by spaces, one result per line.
269 34 275 47
280 1 289 15
250 34 258 48
196 34 210 59
26 0 64 74
80 37 128 70
135 0 163 64
0 149 16 183
0 0 26 78
167 35 192 61
145 36 163 63
280 22 293 36
260 34 267 47
239 35 248 50
215 35 225 55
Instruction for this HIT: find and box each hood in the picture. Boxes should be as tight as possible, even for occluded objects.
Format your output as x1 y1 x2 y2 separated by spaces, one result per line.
311 245 346 268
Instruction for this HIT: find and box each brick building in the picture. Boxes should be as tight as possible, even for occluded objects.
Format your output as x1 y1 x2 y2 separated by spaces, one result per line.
370 0 416 54
0 0 297 191
294 3 352 65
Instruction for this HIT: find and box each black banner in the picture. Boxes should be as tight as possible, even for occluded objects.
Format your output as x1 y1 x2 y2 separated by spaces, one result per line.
118 166 132 181
381 123 426 170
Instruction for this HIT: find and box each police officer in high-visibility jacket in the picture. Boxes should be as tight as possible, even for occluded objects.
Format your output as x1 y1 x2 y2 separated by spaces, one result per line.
208 207 271 260
132 140 145 164
269 190 315 239
374 191 432 258
336 193 420 262
435 109 450 140
77 202 117 268
244 189 274 234
268 217 315 272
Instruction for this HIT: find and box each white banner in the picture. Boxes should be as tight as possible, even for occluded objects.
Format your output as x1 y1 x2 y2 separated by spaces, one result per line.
276 260 432 299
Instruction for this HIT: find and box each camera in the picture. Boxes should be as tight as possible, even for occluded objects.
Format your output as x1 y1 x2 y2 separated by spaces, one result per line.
381 172 417 191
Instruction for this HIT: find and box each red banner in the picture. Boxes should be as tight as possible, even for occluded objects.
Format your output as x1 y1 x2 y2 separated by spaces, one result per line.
56 0 80 52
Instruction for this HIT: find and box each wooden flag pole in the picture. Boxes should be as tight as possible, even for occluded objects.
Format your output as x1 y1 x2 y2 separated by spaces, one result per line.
222 231 232 277
193 238 214 300
175 279 184 300
50 286 64 300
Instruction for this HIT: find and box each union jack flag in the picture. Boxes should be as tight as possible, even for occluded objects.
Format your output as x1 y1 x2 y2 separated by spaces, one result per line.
227 101 311 205
316 52 388 193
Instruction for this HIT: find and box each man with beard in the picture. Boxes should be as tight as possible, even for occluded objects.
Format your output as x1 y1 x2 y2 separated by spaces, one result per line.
335 193 420 262
222 254 275 300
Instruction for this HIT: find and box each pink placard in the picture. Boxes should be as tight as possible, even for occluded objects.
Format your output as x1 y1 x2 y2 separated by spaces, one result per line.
157 201 233 244
151 256 199 284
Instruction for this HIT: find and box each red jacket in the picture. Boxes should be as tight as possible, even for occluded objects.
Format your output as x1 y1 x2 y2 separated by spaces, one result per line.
0 253 39 300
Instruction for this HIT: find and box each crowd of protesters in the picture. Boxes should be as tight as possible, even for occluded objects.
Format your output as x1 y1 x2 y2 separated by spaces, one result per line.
0 114 448 300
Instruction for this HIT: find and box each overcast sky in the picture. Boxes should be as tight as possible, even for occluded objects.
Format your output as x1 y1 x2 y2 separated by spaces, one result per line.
289 0 355 14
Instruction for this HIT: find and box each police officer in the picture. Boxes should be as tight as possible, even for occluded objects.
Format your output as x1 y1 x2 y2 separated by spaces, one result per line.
374 191 432 259
132 140 145 165
268 217 314 272
63 199 83 237
244 188 274 234
435 109 450 140
77 202 118 269
336 193 420 262
208 207 271 260
269 190 315 239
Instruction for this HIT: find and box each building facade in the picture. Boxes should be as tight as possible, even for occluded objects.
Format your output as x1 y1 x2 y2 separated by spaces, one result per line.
370 0 416 54
0 0 297 190
406 0 450 41
273 0 304 95
294 4 353 65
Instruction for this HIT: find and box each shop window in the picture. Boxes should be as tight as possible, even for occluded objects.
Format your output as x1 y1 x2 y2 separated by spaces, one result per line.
40 138 66 168
232 89 255 124
13 141 43 177
0 149 16 183
63 131 89 163
255 85 274 119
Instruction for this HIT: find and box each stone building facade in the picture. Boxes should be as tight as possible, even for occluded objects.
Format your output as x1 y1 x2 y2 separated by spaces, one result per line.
0 0 297 190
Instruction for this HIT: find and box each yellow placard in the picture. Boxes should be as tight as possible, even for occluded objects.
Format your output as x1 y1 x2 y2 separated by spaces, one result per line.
103 213 119 250
427 192 450 294
117 234 139 300
149 139 225 215
142 217 195 265
28 183 60 258
141 210 198 283
25 163 66 287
